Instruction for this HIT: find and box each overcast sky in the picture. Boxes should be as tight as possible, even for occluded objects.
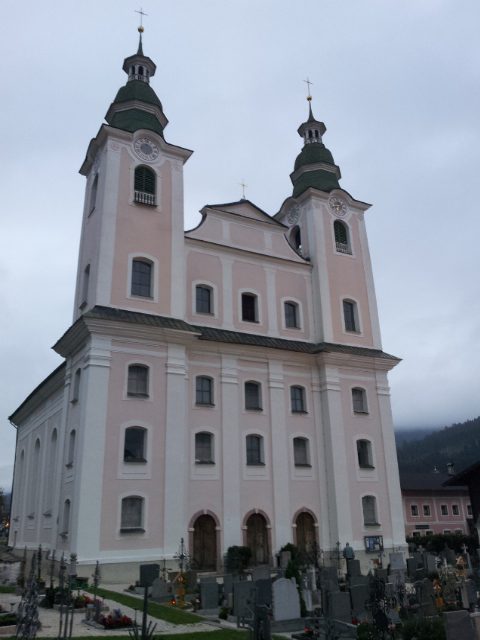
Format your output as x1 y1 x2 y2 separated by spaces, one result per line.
1 0 479 490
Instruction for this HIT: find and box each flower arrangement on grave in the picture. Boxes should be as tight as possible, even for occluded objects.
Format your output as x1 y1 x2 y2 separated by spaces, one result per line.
99 609 133 629
74 594 94 609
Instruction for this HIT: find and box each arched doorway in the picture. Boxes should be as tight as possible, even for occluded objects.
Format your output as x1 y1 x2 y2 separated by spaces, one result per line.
192 514 217 570
296 511 316 555
246 513 270 565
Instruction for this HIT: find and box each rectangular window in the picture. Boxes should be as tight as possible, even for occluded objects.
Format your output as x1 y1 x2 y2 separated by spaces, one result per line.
195 432 214 464
452 504 460 516
246 435 264 465
293 438 310 466
124 428 146 462
242 293 258 322
196 285 212 314
410 505 419 517
467 504 473 516
352 388 368 414
423 505 431 517
343 300 357 332
362 496 378 526
284 302 299 328
291 386 306 413
357 440 374 468
412 531 421 538
127 365 149 397
121 496 144 531
131 260 152 297
196 376 213 405
441 504 448 516
245 382 262 410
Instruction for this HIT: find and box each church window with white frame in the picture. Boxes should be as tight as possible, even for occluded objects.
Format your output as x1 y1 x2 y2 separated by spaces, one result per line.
120 496 144 531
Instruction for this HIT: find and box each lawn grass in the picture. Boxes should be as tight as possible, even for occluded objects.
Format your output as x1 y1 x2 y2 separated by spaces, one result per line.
0 586 16 593
86 587 203 625
28 631 250 640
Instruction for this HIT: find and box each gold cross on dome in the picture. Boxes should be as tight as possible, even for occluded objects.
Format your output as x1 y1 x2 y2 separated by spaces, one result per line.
303 77 313 100
135 7 148 27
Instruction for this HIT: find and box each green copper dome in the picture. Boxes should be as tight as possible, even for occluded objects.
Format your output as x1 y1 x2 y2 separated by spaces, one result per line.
294 142 336 172
113 80 163 110
291 104 341 198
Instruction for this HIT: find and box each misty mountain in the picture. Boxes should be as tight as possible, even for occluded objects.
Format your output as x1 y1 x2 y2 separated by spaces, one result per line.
395 416 480 474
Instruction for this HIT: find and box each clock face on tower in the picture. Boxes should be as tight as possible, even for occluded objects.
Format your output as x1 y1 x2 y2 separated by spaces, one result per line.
328 195 348 217
134 137 159 162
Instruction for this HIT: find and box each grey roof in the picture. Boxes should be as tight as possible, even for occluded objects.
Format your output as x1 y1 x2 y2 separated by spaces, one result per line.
85 306 198 333
400 470 468 492
443 461 480 486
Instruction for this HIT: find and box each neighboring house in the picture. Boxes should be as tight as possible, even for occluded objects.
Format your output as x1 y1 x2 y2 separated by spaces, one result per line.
8 29 406 581
443 461 480 542
400 468 473 538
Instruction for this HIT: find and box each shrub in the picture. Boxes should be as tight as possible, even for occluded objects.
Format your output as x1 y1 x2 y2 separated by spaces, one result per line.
401 617 446 640
225 546 252 575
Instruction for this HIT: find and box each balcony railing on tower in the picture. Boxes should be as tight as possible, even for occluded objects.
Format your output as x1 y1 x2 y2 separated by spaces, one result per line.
134 190 156 206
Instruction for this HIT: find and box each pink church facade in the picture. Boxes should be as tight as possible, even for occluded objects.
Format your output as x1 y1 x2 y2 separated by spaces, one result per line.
9 32 406 580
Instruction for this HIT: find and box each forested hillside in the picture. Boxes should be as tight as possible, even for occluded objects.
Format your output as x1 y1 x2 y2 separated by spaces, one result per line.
395 416 480 473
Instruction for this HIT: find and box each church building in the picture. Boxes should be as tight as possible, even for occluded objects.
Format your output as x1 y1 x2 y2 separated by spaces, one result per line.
9 29 406 580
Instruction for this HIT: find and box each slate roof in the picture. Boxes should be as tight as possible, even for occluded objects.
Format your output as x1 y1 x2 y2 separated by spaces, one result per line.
399 470 468 492
85 306 197 333
443 461 480 486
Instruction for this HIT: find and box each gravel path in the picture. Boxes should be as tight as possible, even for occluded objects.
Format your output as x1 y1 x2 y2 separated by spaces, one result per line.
0 585 220 637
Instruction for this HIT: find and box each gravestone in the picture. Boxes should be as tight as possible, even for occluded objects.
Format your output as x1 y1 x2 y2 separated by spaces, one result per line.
350 584 369 615
255 578 272 606
139 563 160 587
199 575 217 583
223 574 234 597
302 588 313 612
184 569 197 592
441 545 457 566
406 557 417 577
388 552 405 570
233 580 256 618
414 567 426 580
272 577 301 621
374 568 388 582
425 553 437 575
444 610 475 640
346 559 361 577
461 579 477 610
151 577 171 602
279 550 291 570
415 578 436 617
200 581 219 609
252 566 271 581
349 575 369 588
328 591 352 623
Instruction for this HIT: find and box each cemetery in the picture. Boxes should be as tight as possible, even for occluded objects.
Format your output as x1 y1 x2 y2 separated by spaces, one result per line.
1 536 480 640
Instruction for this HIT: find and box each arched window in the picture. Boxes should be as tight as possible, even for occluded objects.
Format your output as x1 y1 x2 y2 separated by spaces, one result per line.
357 439 374 468
72 368 81 402
44 429 58 512
89 174 98 214
195 432 214 464
246 434 264 465
293 437 310 466
196 285 213 314
121 496 144 531
67 430 76 467
334 220 351 254
343 299 359 333
245 381 262 411
284 301 299 329
290 386 306 413
196 376 214 406
362 495 378 526
241 293 258 322
124 427 147 462
131 259 153 297
134 166 156 206
62 499 71 535
352 388 368 414
291 226 302 254
127 364 149 397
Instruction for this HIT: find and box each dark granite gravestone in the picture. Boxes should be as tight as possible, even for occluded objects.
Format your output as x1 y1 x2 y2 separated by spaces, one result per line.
406 557 417 577
139 563 160 587
414 578 436 617
255 578 272 606
346 559 361 577
350 584 369 615
272 577 301 621
349 575 369 588
223 574 234 597
425 553 437 575
184 569 197 592
252 566 271 581
440 545 457 566
200 580 219 609
233 580 256 618
374 568 388 582
414 567 426 580
328 591 352 623
444 610 475 640
461 579 477 610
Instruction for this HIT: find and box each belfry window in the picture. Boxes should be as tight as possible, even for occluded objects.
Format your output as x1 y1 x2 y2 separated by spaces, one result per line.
241 293 258 322
334 221 351 254
124 427 147 462
134 166 156 206
284 301 300 328
343 299 359 333
127 364 149 397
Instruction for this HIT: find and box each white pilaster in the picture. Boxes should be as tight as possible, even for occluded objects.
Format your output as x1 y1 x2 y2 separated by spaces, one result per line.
222 257 234 329
73 337 111 559
220 355 241 547
268 360 291 549
358 214 382 349
265 268 278 335
163 344 187 554
170 161 186 318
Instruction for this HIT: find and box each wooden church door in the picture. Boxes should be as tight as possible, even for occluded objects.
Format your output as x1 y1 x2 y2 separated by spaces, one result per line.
193 514 217 570
246 513 269 565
